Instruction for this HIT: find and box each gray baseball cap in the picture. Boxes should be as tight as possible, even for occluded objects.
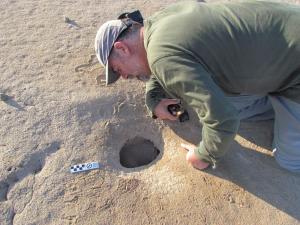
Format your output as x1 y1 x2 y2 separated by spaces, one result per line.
95 20 130 85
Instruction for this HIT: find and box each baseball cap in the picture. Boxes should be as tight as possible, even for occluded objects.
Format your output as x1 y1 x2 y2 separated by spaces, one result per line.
95 19 131 85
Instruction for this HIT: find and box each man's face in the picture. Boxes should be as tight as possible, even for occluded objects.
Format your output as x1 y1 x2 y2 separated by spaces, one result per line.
107 41 151 82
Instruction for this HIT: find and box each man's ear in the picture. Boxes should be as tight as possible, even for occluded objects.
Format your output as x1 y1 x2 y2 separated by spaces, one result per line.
113 41 130 56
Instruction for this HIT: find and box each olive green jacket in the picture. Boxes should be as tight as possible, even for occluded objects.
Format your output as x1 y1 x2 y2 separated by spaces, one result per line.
144 1 300 164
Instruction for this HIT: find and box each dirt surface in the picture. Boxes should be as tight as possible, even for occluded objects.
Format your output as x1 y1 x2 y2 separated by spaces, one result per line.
1 0 300 224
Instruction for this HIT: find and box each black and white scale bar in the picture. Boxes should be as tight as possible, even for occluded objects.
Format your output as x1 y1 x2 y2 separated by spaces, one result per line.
70 162 100 173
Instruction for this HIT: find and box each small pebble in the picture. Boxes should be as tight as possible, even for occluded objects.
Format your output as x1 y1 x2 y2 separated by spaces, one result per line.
229 196 235 203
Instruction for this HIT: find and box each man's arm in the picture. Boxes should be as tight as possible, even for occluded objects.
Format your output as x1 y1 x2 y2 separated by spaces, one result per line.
145 76 169 117
146 76 186 120
151 55 240 165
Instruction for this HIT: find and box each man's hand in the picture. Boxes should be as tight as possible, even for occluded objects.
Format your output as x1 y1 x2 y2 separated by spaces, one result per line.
154 99 180 121
181 143 210 170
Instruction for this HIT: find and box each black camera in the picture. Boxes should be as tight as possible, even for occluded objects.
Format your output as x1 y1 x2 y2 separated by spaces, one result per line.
167 104 189 122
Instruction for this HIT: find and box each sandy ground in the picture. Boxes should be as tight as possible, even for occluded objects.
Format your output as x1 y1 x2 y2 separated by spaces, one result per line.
1 0 300 224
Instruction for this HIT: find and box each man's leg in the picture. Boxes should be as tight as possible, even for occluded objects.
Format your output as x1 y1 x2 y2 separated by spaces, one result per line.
226 94 274 121
269 96 300 173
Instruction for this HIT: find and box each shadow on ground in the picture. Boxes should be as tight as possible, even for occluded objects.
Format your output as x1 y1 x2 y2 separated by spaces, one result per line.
76 96 300 220
209 143 300 221
75 96 165 173
166 109 300 221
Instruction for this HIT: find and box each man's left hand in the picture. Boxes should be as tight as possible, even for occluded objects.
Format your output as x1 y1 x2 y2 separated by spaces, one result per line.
181 143 210 170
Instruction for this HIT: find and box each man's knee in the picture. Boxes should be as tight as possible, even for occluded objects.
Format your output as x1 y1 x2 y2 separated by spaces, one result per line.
273 149 300 173
226 95 273 121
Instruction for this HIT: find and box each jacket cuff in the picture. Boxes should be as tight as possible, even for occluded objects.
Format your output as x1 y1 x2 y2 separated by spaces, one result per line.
145 99 162 119
194 142 217 168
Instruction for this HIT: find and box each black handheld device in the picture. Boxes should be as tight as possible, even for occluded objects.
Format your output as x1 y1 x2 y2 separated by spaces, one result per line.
167 104 189 122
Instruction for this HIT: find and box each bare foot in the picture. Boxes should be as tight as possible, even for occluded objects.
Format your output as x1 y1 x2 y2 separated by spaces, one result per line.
181 143 210 170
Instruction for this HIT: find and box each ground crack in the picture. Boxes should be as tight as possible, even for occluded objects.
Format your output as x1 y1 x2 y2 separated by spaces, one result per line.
74 54 98 72
0 141 61 202
11 173 36 224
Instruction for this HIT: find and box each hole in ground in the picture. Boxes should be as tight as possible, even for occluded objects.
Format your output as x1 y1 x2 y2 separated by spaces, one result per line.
119 136 160 168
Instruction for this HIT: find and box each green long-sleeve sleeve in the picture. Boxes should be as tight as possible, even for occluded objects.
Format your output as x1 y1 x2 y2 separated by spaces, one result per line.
145 76 168 118
150 55 240 164
143 0 300 164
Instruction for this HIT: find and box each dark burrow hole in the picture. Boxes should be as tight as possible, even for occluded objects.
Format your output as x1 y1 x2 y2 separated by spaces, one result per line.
119 136 160 168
